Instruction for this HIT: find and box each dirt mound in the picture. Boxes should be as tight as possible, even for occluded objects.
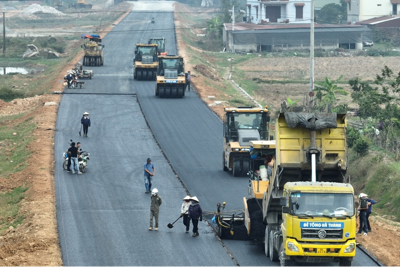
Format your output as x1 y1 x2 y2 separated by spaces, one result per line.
194 64 220 81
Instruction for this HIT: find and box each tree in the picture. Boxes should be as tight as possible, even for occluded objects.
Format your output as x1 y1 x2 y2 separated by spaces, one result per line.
317 3 344 24
314 75 348 112
206 17 222 40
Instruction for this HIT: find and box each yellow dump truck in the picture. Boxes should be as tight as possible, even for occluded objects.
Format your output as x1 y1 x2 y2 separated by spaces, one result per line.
217 112 356 266
133 44 158 81
81 35 104 66
223 106 270 177
155 55 186 98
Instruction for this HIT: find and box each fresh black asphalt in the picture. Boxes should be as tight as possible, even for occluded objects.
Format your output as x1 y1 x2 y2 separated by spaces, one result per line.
54 1 378 265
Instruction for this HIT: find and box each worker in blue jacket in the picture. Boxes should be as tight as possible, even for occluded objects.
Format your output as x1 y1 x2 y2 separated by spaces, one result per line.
81 112 91 137
366 197 376 232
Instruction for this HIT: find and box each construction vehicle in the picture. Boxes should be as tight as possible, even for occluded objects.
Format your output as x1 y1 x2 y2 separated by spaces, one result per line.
217 112 357 266
69 0 92 9
223 106 270 177
148 37 167 55
155 55 186 98
81 34 104 66
133 44 158 81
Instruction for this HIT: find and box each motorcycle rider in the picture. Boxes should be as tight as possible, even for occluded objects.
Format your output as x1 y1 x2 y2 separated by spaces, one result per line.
81 112 91 137
68 142 81 174
66 71 73 88
66 141 80 172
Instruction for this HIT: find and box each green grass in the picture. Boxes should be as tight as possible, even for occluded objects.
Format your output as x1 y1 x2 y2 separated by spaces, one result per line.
0 118 35 178
0 186 28 232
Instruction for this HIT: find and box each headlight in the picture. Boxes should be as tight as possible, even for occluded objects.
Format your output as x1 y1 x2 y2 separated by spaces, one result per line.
287 242 299 252
232 148 240 152
344 243 355 253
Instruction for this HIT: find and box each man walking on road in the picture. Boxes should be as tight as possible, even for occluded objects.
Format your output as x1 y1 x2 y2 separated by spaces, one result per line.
149 188 162 231
186 71 191 91
188 196 202 237
81 112 91 137
144 158 155 193
357 193 369 235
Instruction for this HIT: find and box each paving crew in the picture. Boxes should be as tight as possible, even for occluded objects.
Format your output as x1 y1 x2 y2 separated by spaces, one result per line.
149 188 162 231
357 193 370 235
81 112 91 137
366 196 376 232
188 196 202 237
180 195 191 233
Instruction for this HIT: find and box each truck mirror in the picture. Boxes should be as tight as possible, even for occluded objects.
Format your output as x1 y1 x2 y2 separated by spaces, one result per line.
280 197 287 206
282 206 290 214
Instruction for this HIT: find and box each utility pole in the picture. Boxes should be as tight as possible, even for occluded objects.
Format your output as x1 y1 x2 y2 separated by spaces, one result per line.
3 12 5 55
232 5 235 53
309 0 314 94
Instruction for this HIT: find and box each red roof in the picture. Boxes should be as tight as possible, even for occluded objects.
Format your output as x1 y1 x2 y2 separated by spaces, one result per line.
295 3 305 6
356 15 400 25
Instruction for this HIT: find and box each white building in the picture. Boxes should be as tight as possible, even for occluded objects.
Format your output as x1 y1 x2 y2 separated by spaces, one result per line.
245 0 312 24
347 0 400 24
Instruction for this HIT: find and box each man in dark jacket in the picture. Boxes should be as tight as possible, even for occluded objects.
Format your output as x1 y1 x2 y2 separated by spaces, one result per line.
188 196 202 237
81 112 91 137
366 197 376 232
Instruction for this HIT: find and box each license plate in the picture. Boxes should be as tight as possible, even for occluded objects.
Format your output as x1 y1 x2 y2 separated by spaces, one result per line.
317 248 325 254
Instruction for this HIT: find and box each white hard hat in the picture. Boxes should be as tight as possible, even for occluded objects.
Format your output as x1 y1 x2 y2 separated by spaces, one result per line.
83 112 89 115
183 195 191 200
152 188 158 195
359 193 368 198
190 196 199 203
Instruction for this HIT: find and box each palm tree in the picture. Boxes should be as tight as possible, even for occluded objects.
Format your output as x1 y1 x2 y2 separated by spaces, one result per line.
206 17 222 40
314 75 348 112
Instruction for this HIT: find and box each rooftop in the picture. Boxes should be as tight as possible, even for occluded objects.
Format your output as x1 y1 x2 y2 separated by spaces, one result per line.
224 22 365 31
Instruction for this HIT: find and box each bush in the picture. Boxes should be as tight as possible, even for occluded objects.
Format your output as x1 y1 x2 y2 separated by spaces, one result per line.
354 137 369 155
0 87 25 102
49 44 65 53
347 127 360 148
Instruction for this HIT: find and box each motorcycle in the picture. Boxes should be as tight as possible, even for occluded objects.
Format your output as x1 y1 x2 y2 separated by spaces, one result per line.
78 149 90 173
64 72 79 88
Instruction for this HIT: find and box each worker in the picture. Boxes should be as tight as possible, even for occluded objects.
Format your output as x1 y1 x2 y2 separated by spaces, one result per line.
180 195 191 233
188 196 202 237
149 188 162 231
186 70 191 91
357 193 370 235
366 196 376 232
81 112 91 137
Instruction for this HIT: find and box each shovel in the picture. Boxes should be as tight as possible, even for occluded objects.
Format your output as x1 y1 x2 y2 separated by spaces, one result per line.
167 216 182 228
79 124 82 136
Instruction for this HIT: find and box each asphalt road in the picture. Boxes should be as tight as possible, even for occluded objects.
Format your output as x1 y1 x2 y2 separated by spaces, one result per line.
54 1 379 266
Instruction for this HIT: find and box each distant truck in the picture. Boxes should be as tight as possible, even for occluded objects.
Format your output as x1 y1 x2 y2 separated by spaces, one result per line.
133 44 159 81
81 34 104 66
148 37 167 55
155 55 186 98
69 0 92 8
217 112 357 266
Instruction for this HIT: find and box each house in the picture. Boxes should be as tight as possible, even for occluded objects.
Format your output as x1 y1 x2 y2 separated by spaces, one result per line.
245 0 312 24
347 0 400 23
223 22 371 52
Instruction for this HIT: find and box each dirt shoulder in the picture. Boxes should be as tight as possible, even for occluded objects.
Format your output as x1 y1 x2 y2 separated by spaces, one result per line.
0 6 131 265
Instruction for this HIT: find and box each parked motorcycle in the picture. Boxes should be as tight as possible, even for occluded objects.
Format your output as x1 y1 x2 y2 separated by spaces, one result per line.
62 151 69 170
78 149 90 173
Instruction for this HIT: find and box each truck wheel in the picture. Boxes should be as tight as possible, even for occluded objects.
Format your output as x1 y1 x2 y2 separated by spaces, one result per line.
89 73 92 79
339 259 352 266
279 243 295 266
233 160 241 177
264 226 270 257
269 230 279 262
223 152 228 171
242 159 250 176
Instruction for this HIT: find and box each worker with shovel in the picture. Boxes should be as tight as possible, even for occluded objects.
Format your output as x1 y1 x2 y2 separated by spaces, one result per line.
180 195 191 233
149 188 162 231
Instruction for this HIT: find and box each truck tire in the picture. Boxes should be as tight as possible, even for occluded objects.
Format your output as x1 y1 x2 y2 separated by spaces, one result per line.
223 152 228 171
264 226 270 257
233 159 241 177
269 230 279 262
339 259 352 266
279 243 295 266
